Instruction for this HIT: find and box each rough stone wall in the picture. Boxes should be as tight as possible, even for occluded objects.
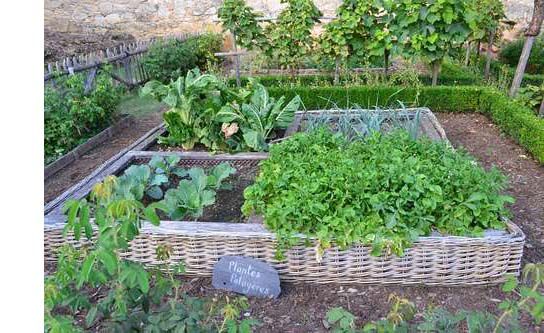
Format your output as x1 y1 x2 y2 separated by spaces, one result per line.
44 0 538 39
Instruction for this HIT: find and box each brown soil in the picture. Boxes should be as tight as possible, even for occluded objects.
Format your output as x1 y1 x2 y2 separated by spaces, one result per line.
44 28 136 63
44 112 163 204
138 162 259 222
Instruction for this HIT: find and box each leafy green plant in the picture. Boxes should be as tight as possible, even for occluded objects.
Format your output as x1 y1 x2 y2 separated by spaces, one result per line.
396 0 479 85
243 128 513 259
499 36 544 75
218 0 266 50
45 160 255 331
142 34 222 83
264 0 322 73
324 307 357 333
516 84 544 111
45 69 123 164
161 163 236 220
216 79 302 151
141 68 233 150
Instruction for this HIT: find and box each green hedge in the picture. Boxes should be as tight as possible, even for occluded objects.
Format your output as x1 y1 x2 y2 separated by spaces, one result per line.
268 85 544 163
230 73 483 88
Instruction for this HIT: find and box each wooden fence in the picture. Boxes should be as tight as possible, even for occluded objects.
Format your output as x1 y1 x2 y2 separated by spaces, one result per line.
44 32 198 90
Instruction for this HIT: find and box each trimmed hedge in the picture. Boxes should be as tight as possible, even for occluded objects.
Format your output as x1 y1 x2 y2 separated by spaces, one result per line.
268 85 544 163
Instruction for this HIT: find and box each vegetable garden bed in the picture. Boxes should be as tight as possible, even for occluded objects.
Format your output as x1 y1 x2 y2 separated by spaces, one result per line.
44 108 525 286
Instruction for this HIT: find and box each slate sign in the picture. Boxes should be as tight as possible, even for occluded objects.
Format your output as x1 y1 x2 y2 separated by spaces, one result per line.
212 256 281 298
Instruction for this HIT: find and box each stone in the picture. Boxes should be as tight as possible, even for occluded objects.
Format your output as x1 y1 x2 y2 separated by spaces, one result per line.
104 13 121 24
212 256 281 298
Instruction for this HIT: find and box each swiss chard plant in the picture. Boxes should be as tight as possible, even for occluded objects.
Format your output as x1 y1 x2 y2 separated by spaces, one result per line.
216 79 302 151
242 128 513 259
141 68 235 150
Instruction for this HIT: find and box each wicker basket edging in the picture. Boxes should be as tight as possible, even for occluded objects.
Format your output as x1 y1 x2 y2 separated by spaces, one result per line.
44 219 525 286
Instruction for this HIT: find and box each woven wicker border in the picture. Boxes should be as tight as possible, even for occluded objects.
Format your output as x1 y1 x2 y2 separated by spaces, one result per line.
44 108 525 286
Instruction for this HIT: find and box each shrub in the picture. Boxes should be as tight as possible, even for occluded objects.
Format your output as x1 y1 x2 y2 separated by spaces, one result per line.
142 33 222 83
44 70 123 164
499 36 544 74
242 128 512 258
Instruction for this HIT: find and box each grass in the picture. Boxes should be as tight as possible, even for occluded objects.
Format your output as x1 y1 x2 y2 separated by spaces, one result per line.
116 91 165 118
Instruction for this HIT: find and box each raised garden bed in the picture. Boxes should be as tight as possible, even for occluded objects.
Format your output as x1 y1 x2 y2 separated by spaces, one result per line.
44 108 524 286
44 114 134 179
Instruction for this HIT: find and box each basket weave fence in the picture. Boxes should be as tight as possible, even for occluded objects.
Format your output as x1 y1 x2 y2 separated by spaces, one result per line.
45 220 524 286
44 108 525 286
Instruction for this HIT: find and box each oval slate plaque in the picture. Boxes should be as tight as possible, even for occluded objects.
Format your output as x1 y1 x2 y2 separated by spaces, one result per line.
212 256 281 298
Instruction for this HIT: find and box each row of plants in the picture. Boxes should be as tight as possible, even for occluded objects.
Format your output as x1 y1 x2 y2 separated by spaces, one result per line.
44 68 124 164
266 85 544 163
324 264 544 332
218 0 505 85
140 68 301 152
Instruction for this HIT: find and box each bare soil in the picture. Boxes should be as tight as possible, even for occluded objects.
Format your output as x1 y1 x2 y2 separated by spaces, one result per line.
44 29 136 63
44 112 163 204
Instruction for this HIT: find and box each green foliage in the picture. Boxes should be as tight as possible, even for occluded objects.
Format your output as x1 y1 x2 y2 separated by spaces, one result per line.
396 0 479 77
141 68 232 150
218 0 266 50
499 36 544 74
516 84 544 111
264 0 322 71
44 69 123 164
142 69 301 152
162 163 236 220
216 79 301 151
142 34 222 83
324 307 356 332
243 128 512 258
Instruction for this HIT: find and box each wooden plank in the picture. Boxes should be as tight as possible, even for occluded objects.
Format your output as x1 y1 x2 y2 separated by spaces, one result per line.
44 121 164 213
132 150 269 160
83 67 97 94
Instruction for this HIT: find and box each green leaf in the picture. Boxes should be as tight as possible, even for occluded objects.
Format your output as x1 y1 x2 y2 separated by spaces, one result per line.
77 254 96 289
502 275 518 292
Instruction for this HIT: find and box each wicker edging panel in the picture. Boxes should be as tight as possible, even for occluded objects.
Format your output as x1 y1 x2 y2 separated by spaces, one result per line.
44 220 525 286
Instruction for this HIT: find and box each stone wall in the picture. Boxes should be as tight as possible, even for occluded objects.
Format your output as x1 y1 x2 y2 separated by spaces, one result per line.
45 0 538 39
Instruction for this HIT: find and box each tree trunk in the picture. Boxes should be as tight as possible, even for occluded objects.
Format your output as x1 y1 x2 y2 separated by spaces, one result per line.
510 0 544 97
334 56 340 85
384 49 389 77
465 41 471 66
477 40 481 57
431 60 441 86
509 36 535 97
539 97 544 117
484 30 495 80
